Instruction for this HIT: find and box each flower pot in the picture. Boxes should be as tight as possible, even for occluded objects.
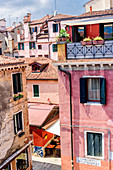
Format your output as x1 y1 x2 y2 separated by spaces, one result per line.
14 96 20 101
57 37 67 42
81 41 92 45
93 40 104 45
81 41 86 45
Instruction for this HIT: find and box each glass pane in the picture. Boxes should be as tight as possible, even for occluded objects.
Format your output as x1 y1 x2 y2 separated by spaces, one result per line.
94 134 102 156
87 133 94 156
88 79 100 101
78 27 84 41
104 24 113 40
33 85 39 97
16 149 28 170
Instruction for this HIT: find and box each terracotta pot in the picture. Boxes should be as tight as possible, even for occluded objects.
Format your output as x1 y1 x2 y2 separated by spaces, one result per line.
57 37 67 42
93 40 104 45
86 41 92 45
81 41 86 45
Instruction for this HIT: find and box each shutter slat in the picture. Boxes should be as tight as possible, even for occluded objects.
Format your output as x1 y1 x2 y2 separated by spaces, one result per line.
80 78 87 103
19 111 23 130
100 78 106 105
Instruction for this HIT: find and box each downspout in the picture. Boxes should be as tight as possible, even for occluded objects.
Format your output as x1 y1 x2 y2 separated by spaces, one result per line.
108 130 111 170
58 66 74 170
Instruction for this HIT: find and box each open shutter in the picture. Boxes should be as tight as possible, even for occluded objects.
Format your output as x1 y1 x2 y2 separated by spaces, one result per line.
80 78 87 103
84 25 86 38
72 26 75 42
19 111 23 130
13 115 17 134
12 74 18 94
100 78 106 105
18 43 20 50
29 42 31 49
22 43 24 50
34 42 36 49
35 26 37 32
52 44 55 52
30 27 32 34
18 73 23 92
56 24 58 32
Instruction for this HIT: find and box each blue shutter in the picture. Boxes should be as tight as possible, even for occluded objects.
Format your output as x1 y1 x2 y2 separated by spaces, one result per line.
56 24 58 32
35 27 37 32
29 42 31 49
100 78 106 105
53 24 55 32
80 78 87 103
18 43 20 50
22 43 24 50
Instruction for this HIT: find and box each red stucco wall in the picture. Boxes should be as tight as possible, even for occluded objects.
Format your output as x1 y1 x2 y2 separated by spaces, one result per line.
58 69 113 170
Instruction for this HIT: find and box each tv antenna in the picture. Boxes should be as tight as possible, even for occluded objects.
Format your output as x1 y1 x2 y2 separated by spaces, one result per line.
55 0 56 11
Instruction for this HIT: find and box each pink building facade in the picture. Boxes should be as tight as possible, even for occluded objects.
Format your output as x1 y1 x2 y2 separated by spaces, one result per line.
56 59 113 170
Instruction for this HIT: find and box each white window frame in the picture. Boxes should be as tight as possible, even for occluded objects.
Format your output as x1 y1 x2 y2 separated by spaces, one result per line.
84 130 104 160
14 110 24 135
32 84 40 98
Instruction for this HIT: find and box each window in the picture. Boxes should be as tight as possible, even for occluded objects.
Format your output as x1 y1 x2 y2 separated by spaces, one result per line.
0 48 2 55
87 78 100 102
30 55 35 57
3 163 11 170
13 111 23 134
78 26 85 41
53 24 58 33
18 43 24 50
86 132 103 158
16 149 29 170
52 44 57 52
38 45 42 50
104 24 113 40
38 55 43 57
12 73 23 94
33 85 39 97
80 77 106 104
29 42 36 49
44 55 48 58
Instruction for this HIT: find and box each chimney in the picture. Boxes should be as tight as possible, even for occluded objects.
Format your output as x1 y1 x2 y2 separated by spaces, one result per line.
90 6 92 13
47 14 49 20
23 13 31 23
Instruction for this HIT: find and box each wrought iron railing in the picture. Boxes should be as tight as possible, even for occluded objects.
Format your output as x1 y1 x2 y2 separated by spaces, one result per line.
67 41 113 59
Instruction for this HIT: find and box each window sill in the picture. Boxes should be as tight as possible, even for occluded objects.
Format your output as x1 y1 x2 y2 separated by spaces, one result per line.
84 102 102 106
85 155 104 160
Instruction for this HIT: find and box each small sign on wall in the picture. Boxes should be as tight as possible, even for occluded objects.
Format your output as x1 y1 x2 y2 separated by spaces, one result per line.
76 157 101 167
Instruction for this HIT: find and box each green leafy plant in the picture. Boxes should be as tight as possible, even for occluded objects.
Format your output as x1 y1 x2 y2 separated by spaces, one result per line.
58 29 69 38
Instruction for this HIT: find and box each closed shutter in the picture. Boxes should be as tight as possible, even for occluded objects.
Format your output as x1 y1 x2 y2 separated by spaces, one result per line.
18 73 23 92
22 43 24 50
52 44 57 52
56 24 58 32
84 25 86 38
18 43 20 50
30 27 32 34
12 74 18 94
80 78 87 103
100 78 106 105
29 42 31 49
33 85 39 97
53 24 55 32
35 26 37 32
19 111 23 130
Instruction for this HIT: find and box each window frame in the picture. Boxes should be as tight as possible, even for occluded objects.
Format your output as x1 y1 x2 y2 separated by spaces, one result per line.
84 130 104 160
18 43 24 50
32 84 40 98
12 72 23 95
38 45 42 50
52 44 57 52
13 110 24 135
53 24 58 33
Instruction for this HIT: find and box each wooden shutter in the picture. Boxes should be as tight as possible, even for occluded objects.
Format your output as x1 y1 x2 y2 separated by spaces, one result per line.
18 73 23 92
100 78 106 105
33 85 39 97
30 27 32 34
19 111 23 130
18 43 20 50
72 26 75 42
56 24 58 32
80 78 87 103
13 115 17 134
29 42 31 49
35 26 37 32
52 44 55 52
34 42 36 49
22 43 24 50
12 74 18 94
84 25 86 38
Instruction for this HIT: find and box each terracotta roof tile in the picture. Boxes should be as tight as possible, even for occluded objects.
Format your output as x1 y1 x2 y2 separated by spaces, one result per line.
25 57 58 80
0 55 25 66
49 13 76 21
30 15 53 25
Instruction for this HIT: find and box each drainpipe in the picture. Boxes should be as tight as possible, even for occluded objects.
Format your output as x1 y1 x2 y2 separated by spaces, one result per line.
58 66 74 170
108 130 111 170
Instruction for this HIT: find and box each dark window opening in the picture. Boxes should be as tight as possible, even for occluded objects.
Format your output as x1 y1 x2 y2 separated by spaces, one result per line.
29 42 36 49
53 24 58 33
52 44 57 52
12 73 23 94
18 43 24 50
33 85 39 97
38 45 42 50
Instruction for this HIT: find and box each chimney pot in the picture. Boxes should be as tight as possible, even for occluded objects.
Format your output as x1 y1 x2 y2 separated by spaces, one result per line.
90 6 92 13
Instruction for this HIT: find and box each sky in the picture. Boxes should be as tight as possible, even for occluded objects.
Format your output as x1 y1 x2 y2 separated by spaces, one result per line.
1 0 88 27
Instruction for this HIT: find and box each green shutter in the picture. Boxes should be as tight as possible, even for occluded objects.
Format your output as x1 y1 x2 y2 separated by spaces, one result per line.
56 24 58 32
34 42 36 49
18 73 23 92
35 26 37 32
100 78 106 105
53 44 57 52
13 74 18 94
29 42 31 49
53 24 55 32
18 43 20 50
22 43 24 50
13 115 17 134
33 85 39 97
80 78 87 103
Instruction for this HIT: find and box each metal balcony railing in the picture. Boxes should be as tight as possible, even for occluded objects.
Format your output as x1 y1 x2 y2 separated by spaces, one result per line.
67 41 113 59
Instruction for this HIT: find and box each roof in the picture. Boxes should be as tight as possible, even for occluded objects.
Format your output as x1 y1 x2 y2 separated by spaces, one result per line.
28 103 59 127
49 13 76 21
30 15 53 25
84 0 93 6
37 34 49 39
25 57 58 80
0 56 25 66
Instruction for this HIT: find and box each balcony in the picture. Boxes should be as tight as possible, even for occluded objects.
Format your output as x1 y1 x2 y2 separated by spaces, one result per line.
67 41 113 59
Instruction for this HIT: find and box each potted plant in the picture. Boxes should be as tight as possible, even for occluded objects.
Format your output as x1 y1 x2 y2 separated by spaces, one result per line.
93 36 104 45
14 95 19 101
57 29 70 42
18 93 23 99
81 37 92 45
